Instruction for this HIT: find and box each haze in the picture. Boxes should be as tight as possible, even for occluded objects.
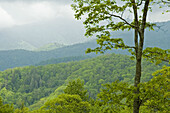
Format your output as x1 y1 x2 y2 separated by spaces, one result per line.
0 0 169 50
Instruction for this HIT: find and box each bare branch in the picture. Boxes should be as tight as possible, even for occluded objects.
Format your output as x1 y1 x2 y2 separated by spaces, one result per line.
111 44 136 49
108 13 136 28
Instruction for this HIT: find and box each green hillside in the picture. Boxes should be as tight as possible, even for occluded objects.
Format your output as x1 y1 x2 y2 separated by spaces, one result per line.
0 40 127 71
35 56 92 66
0 53 167 110
0 21 169 71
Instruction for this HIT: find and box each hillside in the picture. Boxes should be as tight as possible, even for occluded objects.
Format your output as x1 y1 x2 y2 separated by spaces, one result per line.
0 21 169 71
35 56 92 66
0 53 167 109
34 42 65 51
0 17 89 50
0 21 169 51
0 40 128 71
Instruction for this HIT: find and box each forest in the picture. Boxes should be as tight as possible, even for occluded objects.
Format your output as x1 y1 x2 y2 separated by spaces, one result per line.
0 0 170 113
0 53 169 112
0 21 169 71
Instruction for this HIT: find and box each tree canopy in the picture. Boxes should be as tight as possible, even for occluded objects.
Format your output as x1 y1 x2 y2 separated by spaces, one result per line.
71 0 170 112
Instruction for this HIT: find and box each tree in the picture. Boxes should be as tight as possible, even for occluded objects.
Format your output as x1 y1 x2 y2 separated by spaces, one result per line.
138 66 170 112
64 79 89 101
98 66 170 113
97 80 133 112
41 94 90 113
71 0 169 113
0 97 14 113
14 102 30 113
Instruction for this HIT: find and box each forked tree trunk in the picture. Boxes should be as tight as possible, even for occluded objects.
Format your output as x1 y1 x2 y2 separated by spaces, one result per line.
132 0 149 112
133 30 144 113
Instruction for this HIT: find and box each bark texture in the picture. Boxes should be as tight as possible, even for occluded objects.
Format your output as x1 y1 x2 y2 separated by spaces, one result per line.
132 0 150 112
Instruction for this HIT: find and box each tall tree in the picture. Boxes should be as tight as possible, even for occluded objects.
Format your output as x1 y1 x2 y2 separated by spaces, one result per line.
71 0 169 113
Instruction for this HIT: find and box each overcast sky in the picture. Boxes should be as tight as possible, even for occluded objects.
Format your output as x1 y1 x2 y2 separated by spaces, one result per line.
0 0 74 29
0 0 169 48
0 0 169 29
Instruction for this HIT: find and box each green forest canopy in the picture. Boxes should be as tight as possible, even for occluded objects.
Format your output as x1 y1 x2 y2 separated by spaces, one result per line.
0 53 168 110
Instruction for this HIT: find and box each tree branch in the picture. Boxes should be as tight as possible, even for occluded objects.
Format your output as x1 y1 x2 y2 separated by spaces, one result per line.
143 55 169 62
107 13 136 28
141 0 150 32
111 44 136 49
137 0 144 6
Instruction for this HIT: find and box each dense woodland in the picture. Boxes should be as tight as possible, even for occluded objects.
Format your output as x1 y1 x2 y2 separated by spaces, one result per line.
0 53 169 112
35 56 92 66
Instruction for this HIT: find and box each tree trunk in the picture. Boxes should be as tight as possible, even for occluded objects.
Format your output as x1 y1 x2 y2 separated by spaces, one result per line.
133 56 142 113
133 31 144 113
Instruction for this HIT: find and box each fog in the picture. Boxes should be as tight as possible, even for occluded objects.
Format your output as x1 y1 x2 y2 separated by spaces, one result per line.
0 0 169 50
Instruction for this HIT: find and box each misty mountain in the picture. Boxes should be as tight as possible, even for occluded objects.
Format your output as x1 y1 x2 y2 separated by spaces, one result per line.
0 18 90 50
0 20 169 51
0 40 129 71
34 42 65 51
0 21 169 71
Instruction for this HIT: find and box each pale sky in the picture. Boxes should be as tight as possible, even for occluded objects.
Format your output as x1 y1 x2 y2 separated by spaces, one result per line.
0 0 169 29
0 0 74 29
0 0 169 48
0 0 170 28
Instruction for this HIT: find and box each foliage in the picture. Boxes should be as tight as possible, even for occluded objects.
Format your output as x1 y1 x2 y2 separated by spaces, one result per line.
71 0 169 112
14 107 29 113
35 56 92 66
64 79 89 101
14 102 30 113
29 66 170 113
0 41 96 71
0 22 170 71
0 53 166 109
139 66 170 112
41 94 91 113
143 47 170 64
97 66 170 113
0 97 14 113
97 81 133 112
71 0 169 56
0 65 169 113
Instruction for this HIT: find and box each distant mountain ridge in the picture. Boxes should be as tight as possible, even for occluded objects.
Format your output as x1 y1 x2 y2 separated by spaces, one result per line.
0 20 169 51
34 42 65 51
0 21 169 71
0 40 126 71
0 17 89 50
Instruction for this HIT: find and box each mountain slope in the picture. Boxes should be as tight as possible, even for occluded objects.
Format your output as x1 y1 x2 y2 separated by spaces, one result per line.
0 40 128 71
35 56 92 66
34 42 65 51
0 21 169 71
0 20 169 51
0 53 166 109
0 18 89 50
